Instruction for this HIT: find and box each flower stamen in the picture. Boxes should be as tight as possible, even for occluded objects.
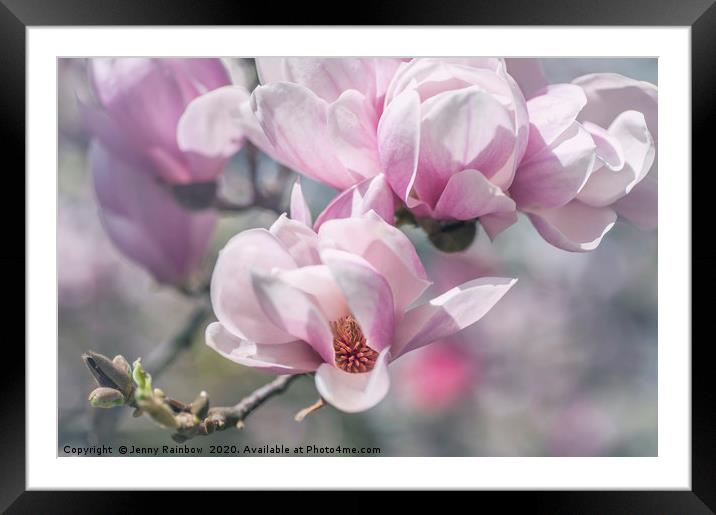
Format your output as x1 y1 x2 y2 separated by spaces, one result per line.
331 315 378 374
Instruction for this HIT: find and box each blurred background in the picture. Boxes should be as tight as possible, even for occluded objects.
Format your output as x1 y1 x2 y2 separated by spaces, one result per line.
58 58 657 456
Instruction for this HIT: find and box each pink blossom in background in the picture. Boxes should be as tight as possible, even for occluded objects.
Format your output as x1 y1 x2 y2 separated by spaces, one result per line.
84 58 243 185
90 141 217 285
508 63 657 251
205 185 515 412
398 343 478 412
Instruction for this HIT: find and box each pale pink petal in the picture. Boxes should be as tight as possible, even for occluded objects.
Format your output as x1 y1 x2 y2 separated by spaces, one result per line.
210 228 296 344
417 87 516 205
385 58 506 105
255 58 287 84
578 111 655 207
237 99 279 157
315 348 391 413
433 168 516 220
250 271 335 364
480 210 519 240
523 84 587 157
327 90 381 180
574 73 658 144
321 248 395 352
206 322 321 374
176 85 248 181
269 214 321 267
258 58 378 103
377 88 422 207
276 265 349 322
582 122 625 171
251 82 356 189
505 58 548 100
319 211 431 313
314 174 396 230
527 201 617 252
289 179 313 227
393 277 517 358
613 175 658 230
512 123 596 209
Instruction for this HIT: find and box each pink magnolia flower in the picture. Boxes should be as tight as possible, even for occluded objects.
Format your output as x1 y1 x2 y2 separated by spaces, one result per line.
205 187 515 412
246 58 404 191
90 141 217 284
84 58 243 185
508 65 657 251
375 58 529 237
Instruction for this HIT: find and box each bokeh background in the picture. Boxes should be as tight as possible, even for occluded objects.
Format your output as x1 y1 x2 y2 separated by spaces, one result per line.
58 58 657 456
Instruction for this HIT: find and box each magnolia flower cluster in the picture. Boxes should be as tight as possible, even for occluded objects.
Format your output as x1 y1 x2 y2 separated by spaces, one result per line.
81 57 657 413
237 58 657 251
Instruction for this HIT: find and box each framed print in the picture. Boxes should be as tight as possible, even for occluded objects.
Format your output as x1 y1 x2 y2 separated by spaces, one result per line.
5 0 714 511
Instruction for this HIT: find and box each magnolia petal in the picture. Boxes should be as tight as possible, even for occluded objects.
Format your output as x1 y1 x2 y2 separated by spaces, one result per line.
251 271 335 364
258 58 377 103
377 88 422 207
527 201 617 252
210 228 297 344
289 179 313 227
417 86 516 206
321 248 395 352
578 111 655 207
251 82 356 190
275 265 349 322
480 210 519 240
433 168 516 221
176 85 248 181
319 211 431 314
512 123 596 209
583 121 625 171
523 84 587 157
206 322 322 374
314 174 396 230
327 89 381 180
315 348 391 413
393 277 517 358
269 214 321 267
613 175 658 230
574 72 658 144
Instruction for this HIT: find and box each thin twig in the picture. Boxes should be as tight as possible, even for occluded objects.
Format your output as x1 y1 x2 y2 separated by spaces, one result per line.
206 374 303 429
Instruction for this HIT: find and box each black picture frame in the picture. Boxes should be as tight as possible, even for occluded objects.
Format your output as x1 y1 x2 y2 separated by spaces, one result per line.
3 0 713 511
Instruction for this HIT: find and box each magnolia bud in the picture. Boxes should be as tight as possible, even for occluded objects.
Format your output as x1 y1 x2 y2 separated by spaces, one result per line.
83 351 134 397
112 354 132 378
88 387 125 408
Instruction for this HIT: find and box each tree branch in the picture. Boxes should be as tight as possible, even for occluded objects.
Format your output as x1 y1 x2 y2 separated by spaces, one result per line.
83 350 306 442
